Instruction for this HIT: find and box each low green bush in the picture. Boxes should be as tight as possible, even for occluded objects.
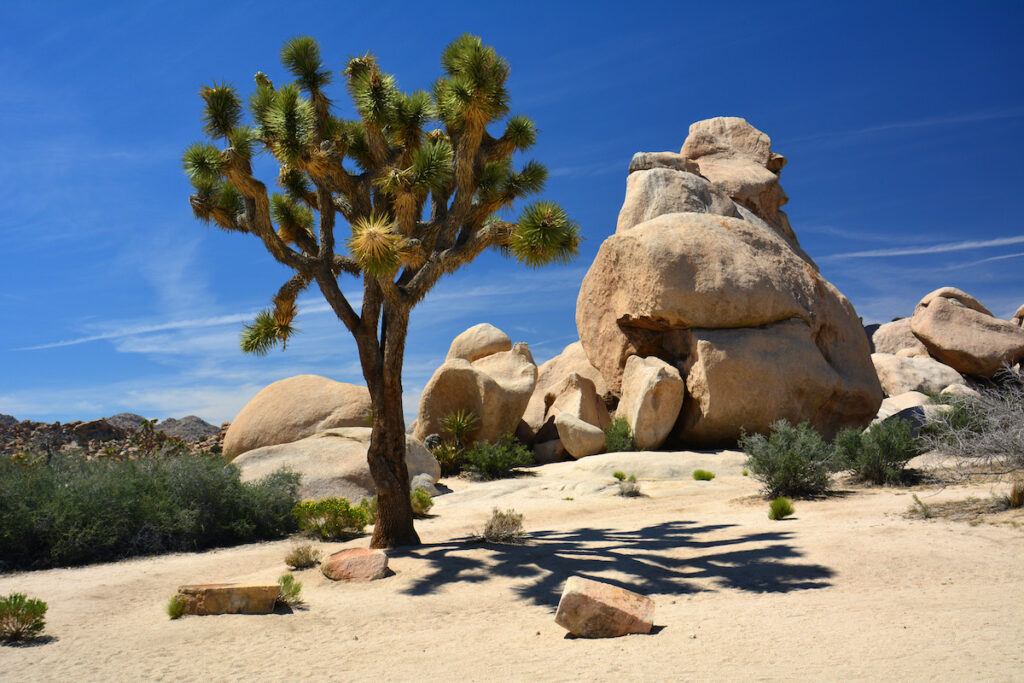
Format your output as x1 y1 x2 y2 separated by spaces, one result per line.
0 452 300 571
166 594 186 620
768 497 795 520
612 470 627 481
293 498 369 539
0 592 47 641
481 508 526 543
692 469 715 481
740 420 839 498
604 418 635 453
617 473 641 497
835 418 921 485
463 434 532 479
431 442 465 477
276 573 303 608
410 487 434 517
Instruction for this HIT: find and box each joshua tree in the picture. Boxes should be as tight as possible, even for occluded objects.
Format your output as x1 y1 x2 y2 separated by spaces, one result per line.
182 35 579 547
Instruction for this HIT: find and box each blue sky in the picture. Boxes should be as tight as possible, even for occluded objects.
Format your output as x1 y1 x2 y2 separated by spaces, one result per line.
2 1 1023 424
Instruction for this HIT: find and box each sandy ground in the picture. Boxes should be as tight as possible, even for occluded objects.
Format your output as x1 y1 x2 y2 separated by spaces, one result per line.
2 451 1022 682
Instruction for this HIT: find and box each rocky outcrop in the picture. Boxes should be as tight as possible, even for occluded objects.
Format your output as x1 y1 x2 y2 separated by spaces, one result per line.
224 375 372 459
155 416 219 442
911 288 1024 377
176 583 279 615
577 119 881 446
523 342 609 436
617 165 735 233
872 319 929 358
414 330 537 446
445 323 511 362
616 356 685 450
321 548 390 581
233 427 439 501
871 353 964 396
555 576 654 638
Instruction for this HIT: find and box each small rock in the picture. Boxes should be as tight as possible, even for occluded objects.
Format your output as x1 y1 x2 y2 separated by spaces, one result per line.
940 383 981 400
554 413 606 459
554 576 654 638
321 548 389 582
176 582 280 615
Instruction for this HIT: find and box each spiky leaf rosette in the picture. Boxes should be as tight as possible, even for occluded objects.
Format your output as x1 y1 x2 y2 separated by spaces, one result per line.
199 82 242 140
270 194 314 244
263 84 314 164
410 139 454 193
348 214 402 278
182 142 223 185
281 36 331 92
502 115 537 151
240 309 297 355
508 201 581 267
435 34 510 125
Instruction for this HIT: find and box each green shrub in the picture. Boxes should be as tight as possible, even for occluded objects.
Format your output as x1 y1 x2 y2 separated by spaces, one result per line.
292 497 369 539
693 469 715 481
740 420 838 498
742 469 750 476
0 592 47 641
0 452 301 571
410 487 434 517
284 543 322 570
612 470 627 481
359 496 378 524
166 594 186 620
463 433 532 479
432 442 465 477
768 497 795 520
835 418 921 485
481 508 526 543
604 418 635 453
617 473 641 497
440 409 479 450
276 574 303 608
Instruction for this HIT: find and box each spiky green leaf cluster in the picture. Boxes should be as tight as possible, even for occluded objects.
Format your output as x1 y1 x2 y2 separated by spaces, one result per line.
508 201 580 267
270 193 314 243
435 34 510 126
503 114 537 150
346 55 399 128
279 168 312 203
409 139 454 192
199 82 242 140
182 142 223 185
240 309 296 355
347 213 402 278
260 84 315 164
281 36 331 92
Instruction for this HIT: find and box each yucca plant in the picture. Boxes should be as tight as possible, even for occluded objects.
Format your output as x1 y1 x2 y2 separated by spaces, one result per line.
183 35 579 548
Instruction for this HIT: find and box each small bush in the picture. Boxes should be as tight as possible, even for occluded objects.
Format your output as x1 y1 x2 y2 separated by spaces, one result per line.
284 543 322 570
693 469 715 481
768 497 795 520
604 418 635 453
276 574 303 608
481 508 526 543
1009 479 1024 509
292 498 368 539
835 418 921 485
618 474 641 497
0 593 47 641
612 470 627 481
431 442 465 477
463 433 532 479
410 487 434 517
440 409 479 450
166 594 186 620
740 420 838 498
359 496 378 524
742 469 750 476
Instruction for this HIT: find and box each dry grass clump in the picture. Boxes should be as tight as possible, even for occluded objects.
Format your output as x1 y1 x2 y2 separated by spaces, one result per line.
284 543 322 570
276 574 303 608
905 492 1024 527
479 508 526 544
768 496 795 520
613 471 641 496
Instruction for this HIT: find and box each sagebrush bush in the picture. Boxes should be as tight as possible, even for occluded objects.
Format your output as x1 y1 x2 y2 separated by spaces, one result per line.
284 543 322 570
292 498 368 539
0 452 300 571
693 469 715 481
166 594 187 620
740 420 838 498
276 574 303 608
0 592 47 641
481 508 526 543
410 487 434 516
768 497 795 520
835 418 921 485
604 418 635 453
617 473 641 497
463 433 532 479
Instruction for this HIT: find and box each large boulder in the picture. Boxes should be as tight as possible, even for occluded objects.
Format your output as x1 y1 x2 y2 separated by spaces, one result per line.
445 323 511 362
910 289 1024 377
554 413 606 459
545 373 611 436
523 342 609 435
176 583 279 616
871 353 964 396
223 375 371 459
321 548 390 582
616 355 686 450
414 333 537 446
577 117 882 446
233 427 439 501
872 318 929 358
617 166 736 233
555 576 654 638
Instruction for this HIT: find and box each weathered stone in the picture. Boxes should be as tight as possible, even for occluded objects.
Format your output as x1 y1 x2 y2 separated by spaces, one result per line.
940 383 981 399
616 167 736 233
876 404 952 437
547 373 611 432
627 151 700 175
554 576 654 638
617 356 686 450
1012 303 1024 327
533 438 568 464
177 583 279 615
555 413 606 459
872 318 929 357
917 287 993 316
871 353 964 396
523 342 609 435
321 548 389 582
445 323 511 362
875 391 932 422
233 428 439 501
224 376 371 459
911 294 1024 377
72 419 127 443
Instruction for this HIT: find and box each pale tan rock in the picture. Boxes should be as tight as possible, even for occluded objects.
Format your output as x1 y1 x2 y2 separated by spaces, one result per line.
547 373 611 431
177 583 279 615
554 576 654 638
321 548 389 582
445 323 511 362
1011 303 1024 327
872 318 929 357
875 391 932 421
233 428 439 501
871 353 963 396
911 295 1024 377
617 356 686 450
224 375 371 459
917 287 993 316
523 342 609 435
554 413 606 459
627 151 700 175
412 358 485 443
940 383 981 400
616 167 736 233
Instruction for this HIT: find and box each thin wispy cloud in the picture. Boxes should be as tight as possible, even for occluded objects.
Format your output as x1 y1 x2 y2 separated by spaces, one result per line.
946 252 1024 270
826 235 1024 260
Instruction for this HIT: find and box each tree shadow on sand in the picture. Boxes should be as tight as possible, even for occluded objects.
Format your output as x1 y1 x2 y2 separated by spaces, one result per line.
390 521 834 608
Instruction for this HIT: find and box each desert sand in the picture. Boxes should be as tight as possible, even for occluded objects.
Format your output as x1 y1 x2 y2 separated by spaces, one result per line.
2 451 1022 682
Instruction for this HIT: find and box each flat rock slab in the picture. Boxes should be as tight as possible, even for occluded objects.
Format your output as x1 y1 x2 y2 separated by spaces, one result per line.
177 583 279 615
321 548 389 582
555 576 654 638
